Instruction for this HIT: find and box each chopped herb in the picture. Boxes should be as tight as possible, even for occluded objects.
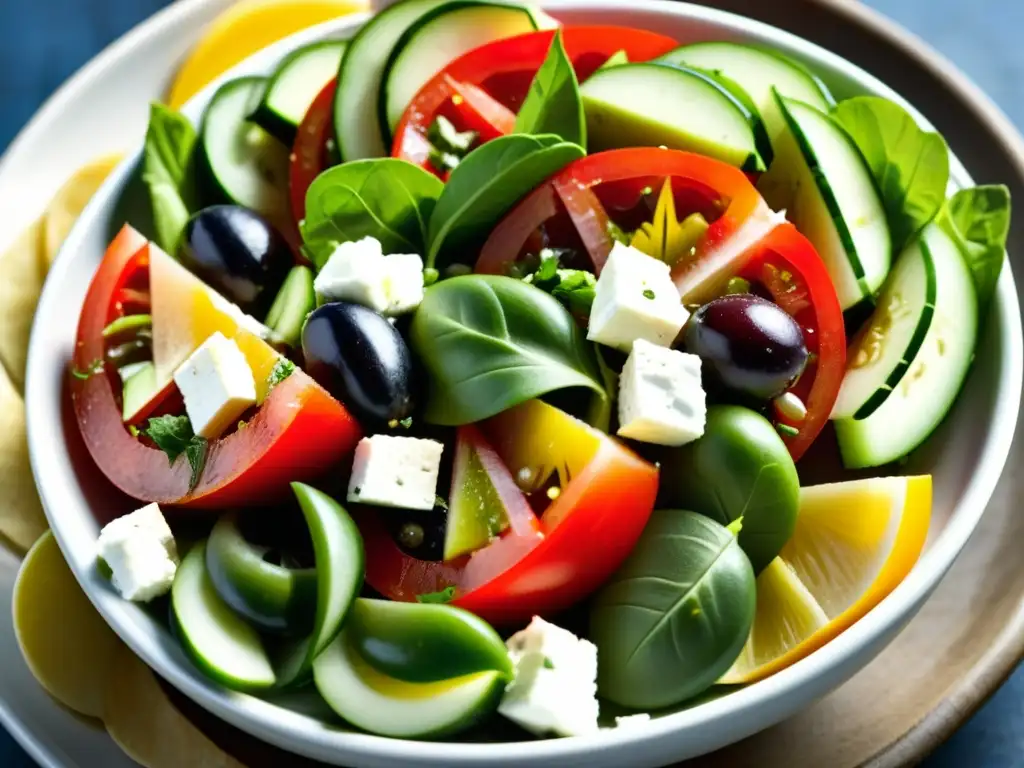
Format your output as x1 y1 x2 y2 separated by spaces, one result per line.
71 358 105 380
128 425 140 438
353 486 362 495
776 423 800 438
434 494 449 510
606 220 631 245
423 267 440 286
141 414 209 491
185 437 209 492
400 417 413 429
550 271 597 317
266 358 296 390
237 420 248 431
543 657 555 670
641 185 653 196
725 277 751 295
643 289 656 300
535 251 561 281
427 116 478 172
416 585 456 604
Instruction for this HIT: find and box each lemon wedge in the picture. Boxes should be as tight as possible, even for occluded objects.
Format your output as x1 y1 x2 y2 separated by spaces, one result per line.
167 0 369 110
721 475 931 683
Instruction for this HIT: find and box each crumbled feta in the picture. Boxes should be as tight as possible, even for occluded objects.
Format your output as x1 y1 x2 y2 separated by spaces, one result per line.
618 338 706 446
587 241 689 351
173 331 257 440
614 714 651 729
498 617 599 737
97 503 179 602
347 435 444 511
314 236 424 315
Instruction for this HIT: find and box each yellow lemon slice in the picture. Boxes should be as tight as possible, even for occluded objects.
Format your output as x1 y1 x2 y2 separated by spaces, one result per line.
168 0 369 110
44 154 124 267
13 532 124 719
0 367 48 552
722 475 931 683
104 643 246 768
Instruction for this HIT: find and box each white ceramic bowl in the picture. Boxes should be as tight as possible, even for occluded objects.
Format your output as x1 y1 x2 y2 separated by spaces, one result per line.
24 1 1023 766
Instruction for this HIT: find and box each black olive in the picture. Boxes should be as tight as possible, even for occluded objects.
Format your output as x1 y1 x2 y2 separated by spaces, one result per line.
178 205 292 315
683 294 809 402
301 302 417 426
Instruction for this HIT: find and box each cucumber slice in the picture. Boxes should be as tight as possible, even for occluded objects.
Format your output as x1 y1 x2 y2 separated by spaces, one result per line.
831 235 936 420
382 2 553 136
250 40 347 146
264 265 316 347
172 544 277 692
834 222 978 468
346 599 513 684
580 63 765 171
121 362 158 423
200 77 290 226
658 42 833 154
313 625 505 739
334 0 451 161
205 511 317 634
758 93 891 309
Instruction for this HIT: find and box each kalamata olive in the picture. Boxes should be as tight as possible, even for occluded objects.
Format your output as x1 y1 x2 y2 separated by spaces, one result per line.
683 294 808 402
301 302 417 426
178 205 292 315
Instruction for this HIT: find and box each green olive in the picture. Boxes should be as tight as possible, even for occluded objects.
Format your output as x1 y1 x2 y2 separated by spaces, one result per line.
657 405 799 574
347 599 513 685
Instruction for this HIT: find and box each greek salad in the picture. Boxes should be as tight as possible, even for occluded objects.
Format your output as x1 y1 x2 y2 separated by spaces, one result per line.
71 0 1010 741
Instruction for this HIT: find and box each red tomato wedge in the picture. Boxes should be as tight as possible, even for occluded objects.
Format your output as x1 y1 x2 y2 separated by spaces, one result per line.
392 27 678 175
289 78 336 231
70 225 362 508
477 148 779 287
738 224 846 460
357 400 658 624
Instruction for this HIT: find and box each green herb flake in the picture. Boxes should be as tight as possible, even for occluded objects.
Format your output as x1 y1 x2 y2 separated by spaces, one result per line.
434 494 449 510
71 358 105 380
423 267 440 287
266 358 296 390
400 417 413 429
416 585 456 604
128 425 140 438
724 277 751 295
643 289 656 300
776 423 800 438
141 414 209 490
543 657 555 670
606 220 632 245
429 115 478 154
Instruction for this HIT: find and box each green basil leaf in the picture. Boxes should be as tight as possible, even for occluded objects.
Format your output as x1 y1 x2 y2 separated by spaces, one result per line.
832 96 949 252
142 103 199 254
426 134 585 269
410 275 607 425
301 158 444 269
590 510 755 709
656 405 800 575
514 31 586 146
143 414 195 465
941 184 1011 311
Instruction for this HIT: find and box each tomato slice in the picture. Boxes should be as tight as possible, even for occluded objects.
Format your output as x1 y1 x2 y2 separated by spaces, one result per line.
71 225 362 508
477 148 776 284
289 78 336 232
357 400 658 625
392 27 678 175
738 223 846 461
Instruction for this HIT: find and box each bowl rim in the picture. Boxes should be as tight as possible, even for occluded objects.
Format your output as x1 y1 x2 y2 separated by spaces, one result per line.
24 0 1024 765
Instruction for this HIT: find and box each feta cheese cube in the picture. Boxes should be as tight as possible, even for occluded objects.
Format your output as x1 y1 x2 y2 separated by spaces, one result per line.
314 236 424 316
587 241 689 351
173 331 257 440
617 338 706 446
347 435 444 511
97 503 179 602
498 617 599 737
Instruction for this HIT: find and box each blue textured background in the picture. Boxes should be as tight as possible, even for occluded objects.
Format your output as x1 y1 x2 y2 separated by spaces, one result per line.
0 0 1020 765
